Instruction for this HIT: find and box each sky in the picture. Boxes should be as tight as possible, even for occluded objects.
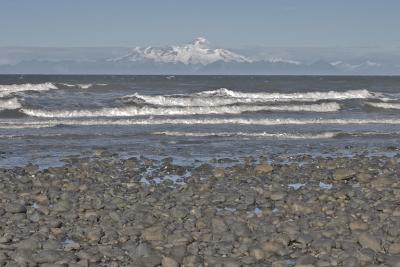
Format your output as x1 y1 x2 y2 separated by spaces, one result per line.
1 0 400 48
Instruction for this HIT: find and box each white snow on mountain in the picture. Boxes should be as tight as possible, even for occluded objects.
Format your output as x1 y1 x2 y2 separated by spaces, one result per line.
109 37 253 65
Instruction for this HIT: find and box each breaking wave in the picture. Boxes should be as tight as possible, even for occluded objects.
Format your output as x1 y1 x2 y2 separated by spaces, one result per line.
152 131 338 139
366 102 400 110
0 83 58 97
123 88 381 107
58 83 107 89
0 98 22 111
3 117 400 129
20 102 340 118
196 88 377 101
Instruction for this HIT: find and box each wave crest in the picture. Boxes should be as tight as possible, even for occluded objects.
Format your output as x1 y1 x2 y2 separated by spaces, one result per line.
21 102 340 118
197 88 376 101
0 98 22 111
366 102 400 110
153 131 338 139
2 117 400 129
123 88 378 107
0 82 58 97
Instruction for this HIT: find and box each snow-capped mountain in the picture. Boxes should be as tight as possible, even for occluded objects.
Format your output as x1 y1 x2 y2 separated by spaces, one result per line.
0 39 399 74
109 37 253 65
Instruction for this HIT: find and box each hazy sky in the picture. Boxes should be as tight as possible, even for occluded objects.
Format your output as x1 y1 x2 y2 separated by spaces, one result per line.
1 0 400 48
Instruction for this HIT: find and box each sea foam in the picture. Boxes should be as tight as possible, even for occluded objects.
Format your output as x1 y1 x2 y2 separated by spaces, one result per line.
3 117 400 129
152 131 339 139
0 82 58 97
0 98 22 111
20 102 340 118
123 88 379 107
366 102 400 110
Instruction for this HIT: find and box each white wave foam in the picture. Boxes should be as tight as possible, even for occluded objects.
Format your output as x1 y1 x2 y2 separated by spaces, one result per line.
3 117 400 129
125 88 379 107
29 103 339 118
366 102 400 110
0 82 58 97
123 93 247 106
20 102 340 118
0 98 22 111
197 88 376 101
152 131 338 139
59 83 94 89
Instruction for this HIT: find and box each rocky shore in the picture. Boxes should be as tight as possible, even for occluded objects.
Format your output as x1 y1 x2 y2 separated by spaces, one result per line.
1 153 400 267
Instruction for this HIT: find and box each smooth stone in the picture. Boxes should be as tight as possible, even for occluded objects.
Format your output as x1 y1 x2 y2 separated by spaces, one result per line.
312 238 335 252
358 233 382 252
249 247 265 260
53 200 72 212
261 241 286 256
143 226 163 241
182 255 203 266
384 255 400 267
356 248 375 263
16 238 40 251
371 177 394 188
211 218 228 233
356 173 372 183
297 255 317 265
389 243 400 254
255 164 274 174
135 243 159 258
342 257 361 267
333 169 356 180
6 203 27 214
270 191 287 201
138 256 162 267
162 256 179 267
350 221 369 231
35 250 63 263
11 249 34 265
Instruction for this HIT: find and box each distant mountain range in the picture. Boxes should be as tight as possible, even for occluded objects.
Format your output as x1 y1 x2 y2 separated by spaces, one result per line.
0 38 399 75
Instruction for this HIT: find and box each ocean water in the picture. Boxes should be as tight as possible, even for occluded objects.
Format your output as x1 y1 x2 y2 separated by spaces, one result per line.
0 75 400 168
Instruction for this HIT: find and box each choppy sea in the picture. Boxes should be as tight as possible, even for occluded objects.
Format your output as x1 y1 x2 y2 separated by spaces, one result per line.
1 75 400 167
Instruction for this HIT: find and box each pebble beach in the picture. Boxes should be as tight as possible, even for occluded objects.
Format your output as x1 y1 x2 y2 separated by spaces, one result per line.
1 152 400 266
